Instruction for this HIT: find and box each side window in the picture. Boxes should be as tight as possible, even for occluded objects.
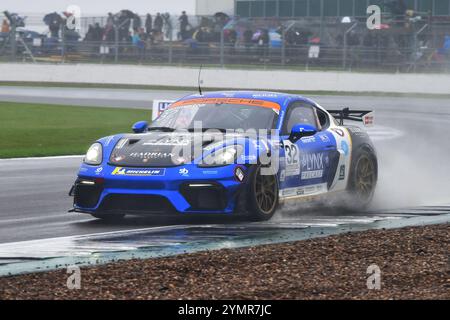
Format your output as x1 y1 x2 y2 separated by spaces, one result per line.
316 108 330 129
282 102 319 135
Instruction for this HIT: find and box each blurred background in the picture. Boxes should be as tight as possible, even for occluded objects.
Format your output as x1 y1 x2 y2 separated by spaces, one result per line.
0 0 449 72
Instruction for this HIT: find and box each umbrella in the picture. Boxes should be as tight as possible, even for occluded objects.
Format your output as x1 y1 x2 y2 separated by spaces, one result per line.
119 10 135 19
214 12 229 20
43 12 62 26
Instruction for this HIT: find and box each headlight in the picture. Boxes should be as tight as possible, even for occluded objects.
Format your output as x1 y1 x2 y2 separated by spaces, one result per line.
199 145 243 167
84 143 103 165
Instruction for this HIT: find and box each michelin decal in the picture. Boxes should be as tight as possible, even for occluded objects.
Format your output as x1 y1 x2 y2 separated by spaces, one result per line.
112 167 166 177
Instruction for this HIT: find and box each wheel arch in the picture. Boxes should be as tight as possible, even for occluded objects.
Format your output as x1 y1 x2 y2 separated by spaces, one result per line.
346 126 378 175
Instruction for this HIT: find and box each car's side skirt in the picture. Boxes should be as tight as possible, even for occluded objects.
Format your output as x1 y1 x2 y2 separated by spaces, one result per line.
279 183 328 202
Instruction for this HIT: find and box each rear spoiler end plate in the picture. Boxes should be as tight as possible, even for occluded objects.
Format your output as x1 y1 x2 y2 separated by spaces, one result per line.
328 108 374 127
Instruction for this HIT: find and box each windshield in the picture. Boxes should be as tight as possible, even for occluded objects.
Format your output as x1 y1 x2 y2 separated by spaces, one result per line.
150 103 279 131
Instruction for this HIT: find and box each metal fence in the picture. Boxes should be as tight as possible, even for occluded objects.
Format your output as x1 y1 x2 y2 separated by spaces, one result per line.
1 11 449 73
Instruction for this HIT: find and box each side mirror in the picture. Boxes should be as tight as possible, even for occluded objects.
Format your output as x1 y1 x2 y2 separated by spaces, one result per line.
132 121 149 134
289 124 317 142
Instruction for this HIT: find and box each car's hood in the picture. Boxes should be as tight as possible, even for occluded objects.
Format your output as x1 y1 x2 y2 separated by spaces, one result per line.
108 131 249 167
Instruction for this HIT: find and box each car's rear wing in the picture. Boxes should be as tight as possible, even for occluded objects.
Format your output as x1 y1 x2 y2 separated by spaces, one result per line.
327 108 374 127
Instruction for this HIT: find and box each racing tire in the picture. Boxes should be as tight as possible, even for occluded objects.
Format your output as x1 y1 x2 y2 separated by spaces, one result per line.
91 213 125 221
247 165 279 221
346 146 378 210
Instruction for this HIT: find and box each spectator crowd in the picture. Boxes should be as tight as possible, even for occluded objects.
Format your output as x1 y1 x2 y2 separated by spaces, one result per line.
1 1 449 70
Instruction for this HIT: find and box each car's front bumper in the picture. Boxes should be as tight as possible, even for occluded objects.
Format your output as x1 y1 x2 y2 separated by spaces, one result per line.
71 163 249 215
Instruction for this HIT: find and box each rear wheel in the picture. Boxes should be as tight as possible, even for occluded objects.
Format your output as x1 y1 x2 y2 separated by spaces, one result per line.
247 166 279 221
347 148 377 209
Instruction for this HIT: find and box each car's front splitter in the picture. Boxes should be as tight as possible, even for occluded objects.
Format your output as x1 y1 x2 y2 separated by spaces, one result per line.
71 163 250 215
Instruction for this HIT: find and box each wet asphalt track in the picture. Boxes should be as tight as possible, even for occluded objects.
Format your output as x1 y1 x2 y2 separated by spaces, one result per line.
0 87 450 245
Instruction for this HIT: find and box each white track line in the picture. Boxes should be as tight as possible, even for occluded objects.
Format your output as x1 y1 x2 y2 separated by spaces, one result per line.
0 155 83 162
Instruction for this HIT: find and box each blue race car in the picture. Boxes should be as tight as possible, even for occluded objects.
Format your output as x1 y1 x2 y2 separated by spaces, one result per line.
70 91 377 221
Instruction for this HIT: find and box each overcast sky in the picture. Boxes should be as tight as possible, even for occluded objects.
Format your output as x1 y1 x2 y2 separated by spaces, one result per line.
1 0 196 16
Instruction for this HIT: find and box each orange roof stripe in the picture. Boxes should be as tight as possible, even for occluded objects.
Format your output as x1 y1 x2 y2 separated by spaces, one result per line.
170 98 281 110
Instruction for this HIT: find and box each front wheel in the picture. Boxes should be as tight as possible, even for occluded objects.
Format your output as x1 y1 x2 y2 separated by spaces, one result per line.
247 166 279 221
